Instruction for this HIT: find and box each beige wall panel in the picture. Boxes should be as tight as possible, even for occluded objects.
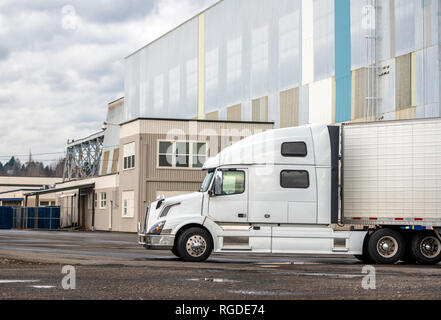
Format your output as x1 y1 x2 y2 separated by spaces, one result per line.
279 88 299 128
252 97 269 122
351 68 368 120
118 134 142 233
395 54 411 111
93 187 118 231
395 107 416 120
111 148 119 173
205 111 219 120
101 151 110 176
227 104 242 121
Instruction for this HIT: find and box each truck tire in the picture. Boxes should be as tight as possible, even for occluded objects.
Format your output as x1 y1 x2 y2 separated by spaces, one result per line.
367 229 405 264
176 227 213 262
354 233 373 263
400 247 417 264
171 247 181 258
410 232 441 265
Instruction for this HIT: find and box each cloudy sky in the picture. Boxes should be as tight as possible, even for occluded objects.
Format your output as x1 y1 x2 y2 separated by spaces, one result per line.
0 0 217 165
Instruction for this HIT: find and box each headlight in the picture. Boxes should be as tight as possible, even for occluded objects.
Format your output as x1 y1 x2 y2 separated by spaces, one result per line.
148 221 166 235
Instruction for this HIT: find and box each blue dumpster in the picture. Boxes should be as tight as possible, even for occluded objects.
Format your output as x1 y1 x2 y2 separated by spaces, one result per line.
0 207 13 229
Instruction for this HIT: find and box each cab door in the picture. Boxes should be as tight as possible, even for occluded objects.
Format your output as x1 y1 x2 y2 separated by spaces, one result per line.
208 169 248 223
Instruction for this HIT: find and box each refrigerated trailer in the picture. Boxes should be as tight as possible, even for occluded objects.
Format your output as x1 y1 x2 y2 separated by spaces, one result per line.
138 118 441 264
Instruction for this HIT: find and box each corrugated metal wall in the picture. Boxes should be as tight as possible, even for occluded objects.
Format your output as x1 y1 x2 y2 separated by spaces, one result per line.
123 0 440 127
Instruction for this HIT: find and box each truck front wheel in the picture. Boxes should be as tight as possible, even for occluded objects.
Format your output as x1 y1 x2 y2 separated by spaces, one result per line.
410 232 441 265
354 233 373 263
176 227 213 262
367 229 405 264
171 247 181 258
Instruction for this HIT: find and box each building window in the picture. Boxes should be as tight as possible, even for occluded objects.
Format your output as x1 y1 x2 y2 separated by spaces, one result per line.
280 170 310 189
158 141 207 169
281 142 307 157
175 142 190 168
39 201 50 207
93 193 97 208
124 142 135 170
122 191 134 218
100 192 107 209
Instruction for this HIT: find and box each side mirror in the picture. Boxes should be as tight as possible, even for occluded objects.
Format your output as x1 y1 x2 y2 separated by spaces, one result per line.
213 171 223 196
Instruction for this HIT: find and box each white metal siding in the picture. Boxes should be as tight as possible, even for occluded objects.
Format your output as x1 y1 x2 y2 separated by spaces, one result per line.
343 119 441 223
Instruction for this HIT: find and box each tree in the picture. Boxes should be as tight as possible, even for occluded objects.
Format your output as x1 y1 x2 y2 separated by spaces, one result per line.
0 156 65 178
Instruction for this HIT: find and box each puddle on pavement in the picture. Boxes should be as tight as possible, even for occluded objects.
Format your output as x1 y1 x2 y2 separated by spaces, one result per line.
30 285 56 289
187 278 240 283
229 290 294 296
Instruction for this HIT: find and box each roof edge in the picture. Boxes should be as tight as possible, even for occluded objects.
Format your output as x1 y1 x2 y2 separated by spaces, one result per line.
120 117 275 127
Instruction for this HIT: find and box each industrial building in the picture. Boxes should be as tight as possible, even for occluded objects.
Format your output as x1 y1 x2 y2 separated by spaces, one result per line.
26 0 441 232
0 177 61 207
125 0 440 124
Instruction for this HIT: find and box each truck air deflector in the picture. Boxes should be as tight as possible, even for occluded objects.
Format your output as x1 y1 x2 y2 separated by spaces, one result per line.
328 125 340 224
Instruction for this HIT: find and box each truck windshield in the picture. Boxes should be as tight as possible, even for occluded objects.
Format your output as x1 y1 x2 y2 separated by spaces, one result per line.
200 170 215 192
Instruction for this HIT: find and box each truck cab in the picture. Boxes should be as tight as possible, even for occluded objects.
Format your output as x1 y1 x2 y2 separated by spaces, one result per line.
138 124 367 262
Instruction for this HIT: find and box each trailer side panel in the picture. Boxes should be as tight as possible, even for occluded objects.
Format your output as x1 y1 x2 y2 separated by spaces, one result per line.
342 119 441 227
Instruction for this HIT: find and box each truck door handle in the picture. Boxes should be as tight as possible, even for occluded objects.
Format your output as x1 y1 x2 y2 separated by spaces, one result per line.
238 213 247 218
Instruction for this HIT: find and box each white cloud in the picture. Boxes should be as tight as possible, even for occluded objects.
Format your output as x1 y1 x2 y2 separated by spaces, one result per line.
0 0 218 165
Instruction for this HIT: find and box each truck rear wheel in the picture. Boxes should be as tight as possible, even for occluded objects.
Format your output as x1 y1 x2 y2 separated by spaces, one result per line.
410 232 441 265
367 229 405 264
176 227 213 262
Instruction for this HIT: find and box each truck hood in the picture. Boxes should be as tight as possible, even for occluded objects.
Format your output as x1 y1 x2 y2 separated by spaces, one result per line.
147 192 204 229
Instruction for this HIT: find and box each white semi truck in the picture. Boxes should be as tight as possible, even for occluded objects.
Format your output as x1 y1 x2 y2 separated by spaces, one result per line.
138 118 441 265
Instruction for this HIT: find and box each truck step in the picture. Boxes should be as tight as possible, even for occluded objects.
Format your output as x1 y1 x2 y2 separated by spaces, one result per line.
220 246 252 251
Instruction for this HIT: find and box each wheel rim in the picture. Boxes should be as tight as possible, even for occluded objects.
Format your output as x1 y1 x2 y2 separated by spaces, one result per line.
186 235 207 258
377 236 398 258
420 236 441 259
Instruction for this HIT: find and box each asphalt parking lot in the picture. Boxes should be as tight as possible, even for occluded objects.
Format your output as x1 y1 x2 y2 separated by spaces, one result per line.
0 230 440 300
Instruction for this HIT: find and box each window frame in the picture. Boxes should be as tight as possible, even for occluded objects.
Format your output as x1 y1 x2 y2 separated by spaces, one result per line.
157 140 208 170
123 142 135 171
214 170 246 197
121 190 135 218
280 170 310 189
281 142 308 158
100 192 107 209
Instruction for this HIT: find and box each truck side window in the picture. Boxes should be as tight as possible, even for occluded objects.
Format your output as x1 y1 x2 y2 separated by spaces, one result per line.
280 170 309 189
281 142 307 157
221 171 245 195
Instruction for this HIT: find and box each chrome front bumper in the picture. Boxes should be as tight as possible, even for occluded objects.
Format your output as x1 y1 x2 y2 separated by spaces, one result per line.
138 222 174 250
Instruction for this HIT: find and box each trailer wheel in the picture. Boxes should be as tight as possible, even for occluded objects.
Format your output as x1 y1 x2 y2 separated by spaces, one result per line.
176 227 213 262
367 229 405 264
400 247 417 264
410 232 441 265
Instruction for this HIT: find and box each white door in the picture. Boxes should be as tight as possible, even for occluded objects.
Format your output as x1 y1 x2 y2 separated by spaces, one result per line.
208 169 248 223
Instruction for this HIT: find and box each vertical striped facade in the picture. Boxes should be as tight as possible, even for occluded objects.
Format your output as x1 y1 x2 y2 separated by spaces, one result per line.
125 0 441 127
